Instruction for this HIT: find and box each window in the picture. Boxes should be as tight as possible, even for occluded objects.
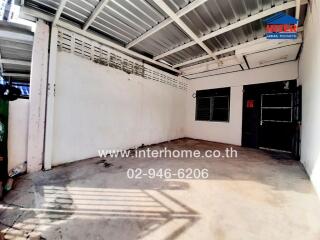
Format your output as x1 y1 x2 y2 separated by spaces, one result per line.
261 93 293 123
196 87 230 122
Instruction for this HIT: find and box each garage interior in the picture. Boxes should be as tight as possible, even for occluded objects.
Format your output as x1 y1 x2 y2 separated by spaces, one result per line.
1 0 320 239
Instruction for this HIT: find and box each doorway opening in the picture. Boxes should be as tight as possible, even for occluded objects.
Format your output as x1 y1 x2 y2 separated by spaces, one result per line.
242 80 301 159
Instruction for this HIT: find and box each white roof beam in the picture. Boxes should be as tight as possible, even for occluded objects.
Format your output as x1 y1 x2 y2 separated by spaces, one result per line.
155 0 308 62
127 18 172 49
155 41 196 61
126 0 208 49
174 54 212 69
152 0 216 60
2 73 30 77
52 0 68 26
83 0 110 30
181 55 239 76
0 59 31 66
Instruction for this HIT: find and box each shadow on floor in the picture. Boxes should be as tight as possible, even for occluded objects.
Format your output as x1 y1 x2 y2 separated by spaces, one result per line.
0 138 318 239
1 185 199 240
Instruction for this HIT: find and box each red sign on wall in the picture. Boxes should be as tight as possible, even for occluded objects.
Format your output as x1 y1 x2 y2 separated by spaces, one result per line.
247 100 255 108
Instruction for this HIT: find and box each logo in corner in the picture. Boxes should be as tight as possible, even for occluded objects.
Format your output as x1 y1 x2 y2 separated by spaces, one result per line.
264 12 299 40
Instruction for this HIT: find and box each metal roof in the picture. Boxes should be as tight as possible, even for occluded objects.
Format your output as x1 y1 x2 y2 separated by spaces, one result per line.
19 0 307 73
0 21 33 83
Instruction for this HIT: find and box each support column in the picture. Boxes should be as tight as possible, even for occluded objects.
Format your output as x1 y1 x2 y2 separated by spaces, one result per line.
44 26 58 170
27 20 49 172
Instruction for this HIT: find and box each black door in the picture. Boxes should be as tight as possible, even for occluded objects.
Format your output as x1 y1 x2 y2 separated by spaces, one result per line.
242 80 301 156
259 92 294 152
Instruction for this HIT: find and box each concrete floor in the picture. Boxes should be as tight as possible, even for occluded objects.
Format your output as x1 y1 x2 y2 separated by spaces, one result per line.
1 139 320 240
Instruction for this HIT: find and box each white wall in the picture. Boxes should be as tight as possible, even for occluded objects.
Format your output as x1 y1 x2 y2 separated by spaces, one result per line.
51 52 186 165
8 99 29 171
49 44 299 166
185 61 298 145
299 2 320 196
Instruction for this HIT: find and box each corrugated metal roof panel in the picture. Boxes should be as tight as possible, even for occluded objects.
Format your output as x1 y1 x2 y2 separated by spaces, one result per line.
0 48 32 61
162 44 206 65
0 22 33 82
92 0 169 39
164 0 191 13
203 20 265 52
179 0 295 37
133 22 191 57
28 0 59 12
2 63 30 73
22 0 306 68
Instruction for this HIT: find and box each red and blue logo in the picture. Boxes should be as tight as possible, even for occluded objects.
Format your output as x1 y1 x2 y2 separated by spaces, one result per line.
264 12 299 39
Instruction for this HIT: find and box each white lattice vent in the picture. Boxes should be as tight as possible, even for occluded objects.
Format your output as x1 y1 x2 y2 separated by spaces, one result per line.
57 28 187 91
